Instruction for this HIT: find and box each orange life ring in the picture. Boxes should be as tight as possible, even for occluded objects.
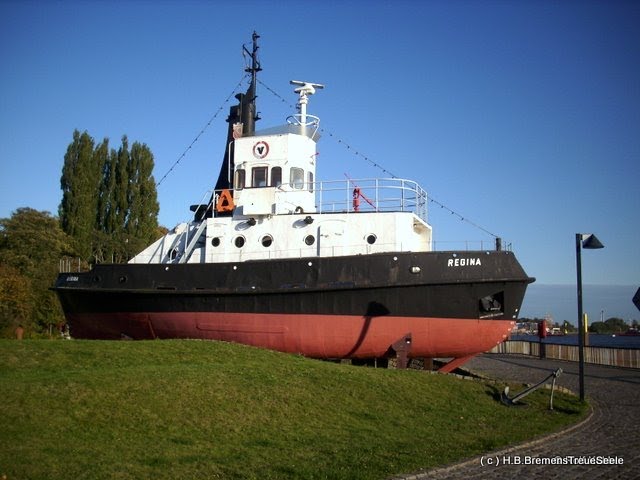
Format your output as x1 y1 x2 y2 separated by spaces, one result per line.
216 189 234 213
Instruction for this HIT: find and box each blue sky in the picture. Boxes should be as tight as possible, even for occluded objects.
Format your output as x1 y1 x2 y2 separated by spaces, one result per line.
1 1 639 317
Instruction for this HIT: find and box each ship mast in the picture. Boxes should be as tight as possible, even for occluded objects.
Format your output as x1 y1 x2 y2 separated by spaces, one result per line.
214 32 261 193
241 31 261 136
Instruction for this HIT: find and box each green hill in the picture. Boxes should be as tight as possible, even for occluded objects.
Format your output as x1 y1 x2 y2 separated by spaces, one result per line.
0 339 586 479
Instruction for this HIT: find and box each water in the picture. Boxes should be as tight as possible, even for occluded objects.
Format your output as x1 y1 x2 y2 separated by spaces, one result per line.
510 333 640 349
519 284 638 323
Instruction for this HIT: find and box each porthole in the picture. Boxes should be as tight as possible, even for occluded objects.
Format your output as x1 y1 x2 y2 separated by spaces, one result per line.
304 235 315 246
366 234 377 245
211 237 221 247
234 236 245 248
261 235 273 247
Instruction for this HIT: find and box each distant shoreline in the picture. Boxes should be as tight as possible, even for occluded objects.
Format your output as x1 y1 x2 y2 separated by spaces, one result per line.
510 333 640 349
519 284 638 323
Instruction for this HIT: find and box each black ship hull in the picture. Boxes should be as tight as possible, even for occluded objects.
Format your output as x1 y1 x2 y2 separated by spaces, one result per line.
54 250 534 361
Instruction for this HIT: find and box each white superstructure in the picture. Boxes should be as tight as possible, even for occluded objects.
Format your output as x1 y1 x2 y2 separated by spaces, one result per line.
130 83 432 265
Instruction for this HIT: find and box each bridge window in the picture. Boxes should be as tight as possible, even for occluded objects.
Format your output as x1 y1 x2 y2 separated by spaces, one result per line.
271 167 282 187
234 169 245 190
308 171 314 192
290 167 304 190
252 166 268 187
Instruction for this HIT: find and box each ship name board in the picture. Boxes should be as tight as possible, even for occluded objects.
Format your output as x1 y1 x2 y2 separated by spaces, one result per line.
447 258 482 267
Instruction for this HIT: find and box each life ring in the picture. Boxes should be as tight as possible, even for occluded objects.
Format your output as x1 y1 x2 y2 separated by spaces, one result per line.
216 189 234 213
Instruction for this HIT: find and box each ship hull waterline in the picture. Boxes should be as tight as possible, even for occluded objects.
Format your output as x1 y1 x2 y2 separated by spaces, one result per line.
54 251 534 364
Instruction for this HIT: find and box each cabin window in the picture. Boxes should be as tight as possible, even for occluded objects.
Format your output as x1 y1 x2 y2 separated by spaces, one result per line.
211 237 221 247
261 235 273 247
366 234 377 245
252 166 268 187
234 236 245 248
234 169 245 190
290 167 304 190
308 171 314 192
271 167 282 187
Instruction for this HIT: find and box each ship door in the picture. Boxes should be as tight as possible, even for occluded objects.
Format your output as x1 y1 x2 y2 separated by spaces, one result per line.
317 220 346 256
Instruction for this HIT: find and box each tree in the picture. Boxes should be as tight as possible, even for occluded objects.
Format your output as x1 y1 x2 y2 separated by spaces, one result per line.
59 130 104 259
588 317 630 334
59 132 161 263
94 138 113 263
605 317 629 333
126 141 159 257
0 263 33 337
0 208 72 336
113 136 130 259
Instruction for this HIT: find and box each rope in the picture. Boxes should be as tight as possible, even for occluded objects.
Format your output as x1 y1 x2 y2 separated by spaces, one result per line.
258 78 498 239
155 73 249 188
427 196 498 238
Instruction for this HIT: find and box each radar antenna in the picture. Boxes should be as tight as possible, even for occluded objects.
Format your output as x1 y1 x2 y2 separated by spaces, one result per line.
290 80 324 126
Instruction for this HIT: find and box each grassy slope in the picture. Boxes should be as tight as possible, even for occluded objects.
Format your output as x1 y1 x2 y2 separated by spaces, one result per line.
0 340 587 480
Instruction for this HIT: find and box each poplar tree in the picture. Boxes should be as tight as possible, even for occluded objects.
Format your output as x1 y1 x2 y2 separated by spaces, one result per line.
111 136 132 262
59 130 102 259
94 138 112 263
59 131 160 263
114 136 130 238
126 141 159 257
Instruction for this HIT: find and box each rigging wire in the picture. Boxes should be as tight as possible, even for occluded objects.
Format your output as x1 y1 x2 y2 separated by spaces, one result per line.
258 79 499 239
155 73 249 188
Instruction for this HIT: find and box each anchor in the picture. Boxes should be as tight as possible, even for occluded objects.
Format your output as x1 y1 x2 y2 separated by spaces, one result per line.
501 368 563 410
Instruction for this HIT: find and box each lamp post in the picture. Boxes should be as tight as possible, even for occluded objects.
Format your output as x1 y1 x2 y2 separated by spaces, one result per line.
575 233 604 401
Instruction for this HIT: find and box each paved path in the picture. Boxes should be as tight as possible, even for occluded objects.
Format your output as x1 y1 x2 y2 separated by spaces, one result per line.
392 354 640 479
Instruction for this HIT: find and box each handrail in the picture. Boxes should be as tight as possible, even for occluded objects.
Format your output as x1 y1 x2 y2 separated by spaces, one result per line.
203 177 428 222
315 178 428 222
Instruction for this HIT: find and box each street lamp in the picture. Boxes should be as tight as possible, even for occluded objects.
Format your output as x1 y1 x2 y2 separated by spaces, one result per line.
575 233 604 401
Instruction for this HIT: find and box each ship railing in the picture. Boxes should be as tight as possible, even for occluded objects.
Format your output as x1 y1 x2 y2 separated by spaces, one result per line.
255 120 322 141
315 178 428 222
432 240 513 252
58 257 90 273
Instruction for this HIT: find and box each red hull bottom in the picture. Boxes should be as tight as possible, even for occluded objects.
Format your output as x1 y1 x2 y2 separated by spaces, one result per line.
67 312 514 360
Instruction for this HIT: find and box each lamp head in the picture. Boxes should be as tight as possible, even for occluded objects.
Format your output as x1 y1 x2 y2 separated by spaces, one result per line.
581 233 604 249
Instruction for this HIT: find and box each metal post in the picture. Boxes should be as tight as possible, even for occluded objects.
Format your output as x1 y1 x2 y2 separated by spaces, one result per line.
575 233 585 401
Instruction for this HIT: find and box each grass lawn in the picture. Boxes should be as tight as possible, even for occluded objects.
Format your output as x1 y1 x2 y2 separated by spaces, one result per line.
0 339 587 479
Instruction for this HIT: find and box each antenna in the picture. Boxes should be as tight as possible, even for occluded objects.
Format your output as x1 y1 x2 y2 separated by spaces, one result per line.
290 80 325 96
290 80 324 125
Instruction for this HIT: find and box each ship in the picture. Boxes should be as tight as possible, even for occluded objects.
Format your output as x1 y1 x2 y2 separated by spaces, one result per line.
54 33 535 372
